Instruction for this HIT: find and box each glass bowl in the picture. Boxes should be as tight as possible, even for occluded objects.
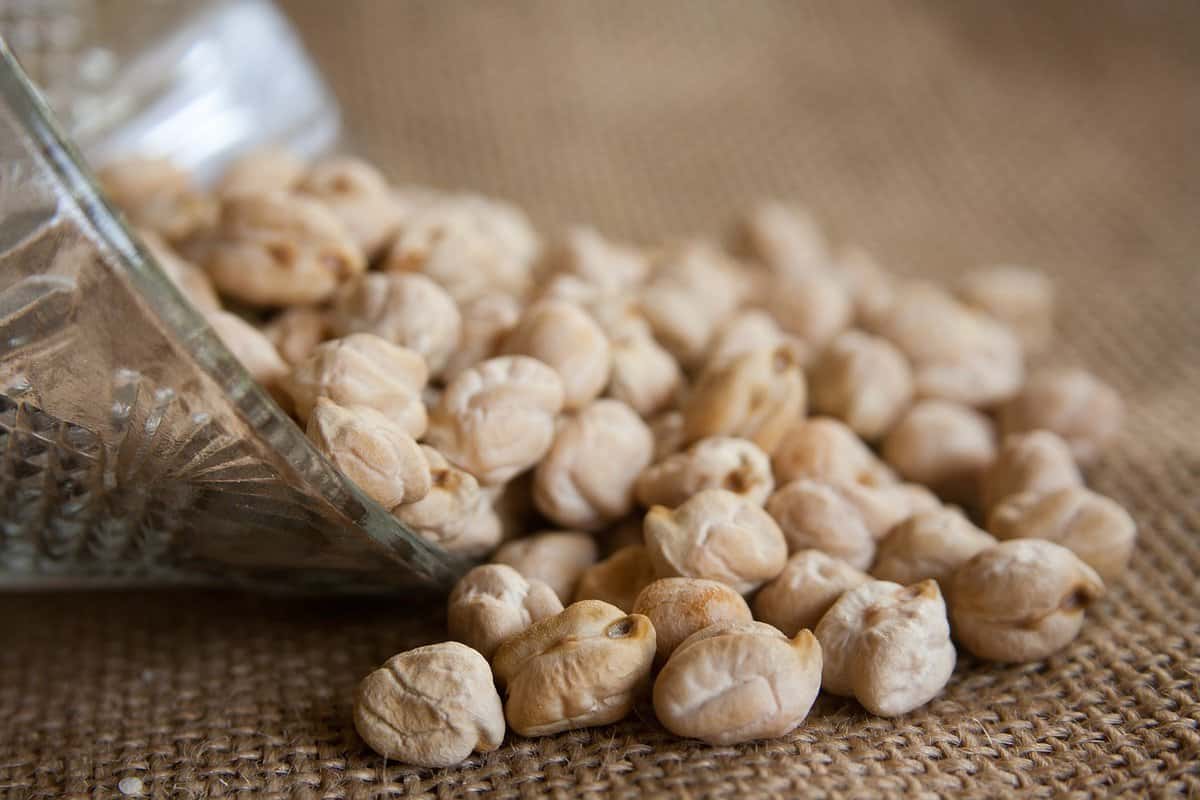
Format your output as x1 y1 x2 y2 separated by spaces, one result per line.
0 39 467 593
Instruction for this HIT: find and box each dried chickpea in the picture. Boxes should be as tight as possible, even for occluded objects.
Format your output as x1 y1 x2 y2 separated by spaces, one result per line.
635 436 774 509
871 507 996 587
543 226 648 293
999 367 1123 465
988 487 1137 580
485 472 538 541
765 479 877 570
332 272 462 375
573 544 657 612
772 417 895 488
534 399 653 530
644 489 788 594
205 310 288 387
650 410 687 461
765 269 853 354
447 564 564 659
442 293 523 382
307 399 431 509
632 577 753 665
707 309 810 371
949 539 1105 663
682 345 806 454
139 229 222 312
384 193 540 303
280 334 428 434
262 306 332 366
98 156 216 241
867 283 1023 408
492 600 656 736
809 330 913 440
607 326 683 417
882 400 996 506
832 247 897 327
653 621 822 745
298 155 404 256
957 265 1054 352
393 445 502 557
503 299 611 411
354 642 504 767
492 531 599 603
981 430 1082 512
815 579 956 717
836 480 939 539
753 550 871 637
426 356 565 485
215 147 305 197
738 202 831 278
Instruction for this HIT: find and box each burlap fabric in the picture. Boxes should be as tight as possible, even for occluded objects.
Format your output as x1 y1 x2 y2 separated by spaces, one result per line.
3 2 1199 797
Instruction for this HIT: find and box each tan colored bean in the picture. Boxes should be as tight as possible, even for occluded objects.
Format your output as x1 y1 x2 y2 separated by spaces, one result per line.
882 400 996 507
949 539 1105 662
999 367 1123 465
332 272 462 376
354 642 504 767
809 330 913 440
280 334 428 434
957 265 1054 353
543 226 648 294
492 531 599 603
981 430 1082 512
871 507 996 587
139 229 222 312
644 489 788 594
765 270 853 354
393 446 502 557
607 326 683 417
503 299 611 411
772 417 895 488
707 309 811 371
298 155 404 256
764 479 876 570
632 577 753 665
753 550 871 637
262 306 332 366
682 345 806 454
492 600 656 736
573 544 657 612
832 247 897 328
653 621 822 745
636 436 774 509
534 400 654 530
205 310 288 388
442 293 524 383
447 564 564 659
815 579 956 716
215 147 305 197
98 157 217 242
649 411 687 461
988 487 1137 581
426 356 564 485
738 202 831 278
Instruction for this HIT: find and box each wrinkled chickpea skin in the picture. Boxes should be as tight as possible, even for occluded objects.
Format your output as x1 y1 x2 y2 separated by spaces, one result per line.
809 329 913 440
392 446 502 557
882 400 996 507
981 430 1082 512
298 155 404 256
772 417 895 488
654 621 822 745
353 642 504 767
573 544 657 612
636 436 774 509
492 600 656 736
999 367 1123 465
753 549 871 637
765 479 877 571
632 577 753 665
492 530 599 603
503 299 612 411
956 265 1054 353
447 564 563 659
870 507 996 588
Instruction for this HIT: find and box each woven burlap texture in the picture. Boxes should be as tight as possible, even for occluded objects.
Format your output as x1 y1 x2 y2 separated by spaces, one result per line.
3 2 1199 797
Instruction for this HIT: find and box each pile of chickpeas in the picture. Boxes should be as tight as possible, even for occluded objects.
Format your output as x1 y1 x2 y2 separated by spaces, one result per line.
100 150 1136 768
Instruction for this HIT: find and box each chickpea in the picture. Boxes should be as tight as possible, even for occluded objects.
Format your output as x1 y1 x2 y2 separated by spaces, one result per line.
262 305 332 366
653 621 822 745
492 530 599 603
573 544 657 612
707 309 811 371
332 272 462 376
957 265 1054 353
999 367 1123 465
649 410 687 461
988 487 1137 580
753 549 871 637
607 326 683 417
354 642 504 767
636 436 774 509
682 345 806 454
426 356 565 485
949 539 1105 663
809 330 913 440
98 156 217 242
280 334 428 435
534 399 654 530
298 155 404 256
206 310 289 388
772 417 895 488
503 299 612 411
393 446 502 557
764 479 876 570
447 564 564 659
307 399 431 510
765 269 853 354
215 147 305 197
832 246 897 328
542 226 648 293
738 202 831 278
871 507 996 588
492 600 656 736
139 229 221 312
882 400 996 507
644 489 788 594
815 579 956 717
193 191 365 307
632 577 753 665
981 430 1082 512
442 293 524 383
